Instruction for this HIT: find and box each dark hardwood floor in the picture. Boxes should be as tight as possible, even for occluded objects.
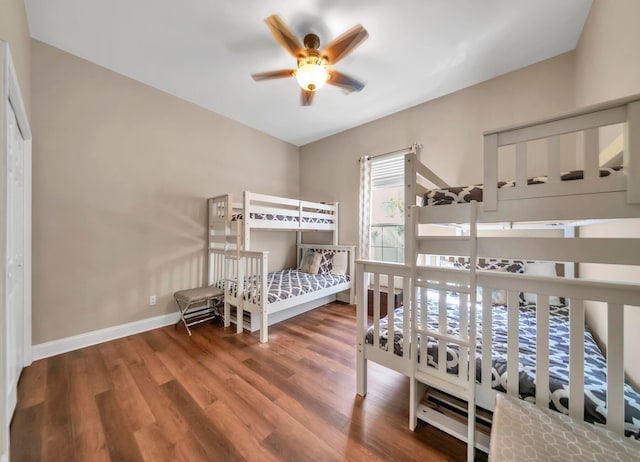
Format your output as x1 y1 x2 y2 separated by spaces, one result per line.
11 302 487 461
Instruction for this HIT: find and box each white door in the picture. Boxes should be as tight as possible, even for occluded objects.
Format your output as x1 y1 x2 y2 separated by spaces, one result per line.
4 100 25 424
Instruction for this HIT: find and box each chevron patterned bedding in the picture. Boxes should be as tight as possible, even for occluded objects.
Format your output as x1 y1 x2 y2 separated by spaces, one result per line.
365 290 640 438
224 269 348 304
423 167 624 206
231 212 334 225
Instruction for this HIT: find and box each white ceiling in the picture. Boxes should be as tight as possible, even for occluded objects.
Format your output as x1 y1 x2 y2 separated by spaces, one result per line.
24 0 592 146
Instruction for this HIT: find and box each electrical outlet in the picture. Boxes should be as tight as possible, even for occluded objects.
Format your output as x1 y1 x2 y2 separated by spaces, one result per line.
149 295 157 306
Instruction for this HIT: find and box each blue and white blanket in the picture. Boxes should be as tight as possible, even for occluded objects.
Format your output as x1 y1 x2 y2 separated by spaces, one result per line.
220 269 348 304
366 291 640 438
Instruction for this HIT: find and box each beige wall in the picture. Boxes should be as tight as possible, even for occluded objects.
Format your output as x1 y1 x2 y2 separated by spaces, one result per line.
299 52 576 252
575 0 640 106
31 40 299 344
575 0 640 387
0 0 30 457
0 0 31 113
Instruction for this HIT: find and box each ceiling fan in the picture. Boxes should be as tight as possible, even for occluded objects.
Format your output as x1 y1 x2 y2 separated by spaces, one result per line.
251 15 369 106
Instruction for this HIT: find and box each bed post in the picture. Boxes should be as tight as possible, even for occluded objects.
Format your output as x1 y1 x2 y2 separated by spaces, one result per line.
243 191 251 250
207 198 213 285
236 254 245 334
348 246 355 305
223 252 233 328
333 202 339 246
356 261 367 396
626 100 640 204
467 201 478 462
223 194 231 251
405 153 416 265
409 208 420 431
483 133 499 211
259 251 269 343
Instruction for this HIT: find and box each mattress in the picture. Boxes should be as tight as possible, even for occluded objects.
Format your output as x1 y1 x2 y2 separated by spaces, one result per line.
231 212 334 225
490 394 640 462
222 269 348 304
423 167 624 206
365 291 640 437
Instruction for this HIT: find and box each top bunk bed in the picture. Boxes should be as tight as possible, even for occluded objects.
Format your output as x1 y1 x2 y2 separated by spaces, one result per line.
207 191 339 251
406 94 640 226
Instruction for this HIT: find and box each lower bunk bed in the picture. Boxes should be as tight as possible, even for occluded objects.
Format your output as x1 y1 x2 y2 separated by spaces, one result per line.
212 244 354 343
357 259 640 455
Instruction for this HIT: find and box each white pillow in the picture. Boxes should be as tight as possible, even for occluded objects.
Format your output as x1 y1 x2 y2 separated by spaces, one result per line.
330 251 348 276
299 250 322 274
522 262 562 305
298 249 313 271
308 253 322 274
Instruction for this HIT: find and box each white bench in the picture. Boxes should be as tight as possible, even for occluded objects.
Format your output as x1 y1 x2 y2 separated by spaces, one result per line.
174 286 224 335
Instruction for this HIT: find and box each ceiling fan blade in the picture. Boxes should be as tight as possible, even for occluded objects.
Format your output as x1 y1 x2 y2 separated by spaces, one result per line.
326 70 365 92
301 89 314 106
265 15 304 58
321 24 369 65
252 69 296 81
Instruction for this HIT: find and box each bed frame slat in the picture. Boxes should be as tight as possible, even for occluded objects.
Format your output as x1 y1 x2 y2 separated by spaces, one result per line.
495 105 627 146
403 276 411 359
584 127 600 180
506 290 519 396
547 136 561 182
535 296 550 409
387 277 396 360
417 287 425 370
476 237 640 266
459 292 469 384
606 303 625 434
438 289 447 375
373 273 381 348
569 298 585 420
627 100 640 203
481 295 492 388
516 142 528 189
483 134 499 211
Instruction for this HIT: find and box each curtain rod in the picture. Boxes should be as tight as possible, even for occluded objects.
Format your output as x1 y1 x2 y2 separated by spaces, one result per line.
359 143 422 162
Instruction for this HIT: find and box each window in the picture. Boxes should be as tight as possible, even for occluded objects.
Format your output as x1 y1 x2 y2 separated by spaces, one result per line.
369 154 405 263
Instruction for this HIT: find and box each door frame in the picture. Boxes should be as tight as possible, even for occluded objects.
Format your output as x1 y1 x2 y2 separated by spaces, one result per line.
1 41 32 462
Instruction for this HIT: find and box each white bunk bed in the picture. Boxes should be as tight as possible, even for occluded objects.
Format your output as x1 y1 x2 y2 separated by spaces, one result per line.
356 94 640 461
211 243 354 343
207 191 339 252
207 192 354 342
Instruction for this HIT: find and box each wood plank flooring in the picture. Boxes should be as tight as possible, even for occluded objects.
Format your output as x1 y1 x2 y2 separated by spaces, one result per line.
11 302 487 461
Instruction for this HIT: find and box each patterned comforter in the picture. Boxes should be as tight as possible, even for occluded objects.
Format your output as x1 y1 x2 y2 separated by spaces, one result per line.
222 269 348 304
423 167 624 206
232 212 334 225
365 291 640 438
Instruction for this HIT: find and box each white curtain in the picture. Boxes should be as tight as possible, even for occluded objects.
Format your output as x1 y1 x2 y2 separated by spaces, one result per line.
358 156 371 259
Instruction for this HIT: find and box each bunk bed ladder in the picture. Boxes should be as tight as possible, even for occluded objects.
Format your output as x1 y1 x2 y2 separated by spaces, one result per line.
411 202 479 462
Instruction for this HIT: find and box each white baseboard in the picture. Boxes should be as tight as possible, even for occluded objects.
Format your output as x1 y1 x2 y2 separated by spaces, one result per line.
32 312 181 361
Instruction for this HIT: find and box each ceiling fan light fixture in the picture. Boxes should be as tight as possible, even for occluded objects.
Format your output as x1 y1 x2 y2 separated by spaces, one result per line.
252 15 368 105
295 63 328 92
